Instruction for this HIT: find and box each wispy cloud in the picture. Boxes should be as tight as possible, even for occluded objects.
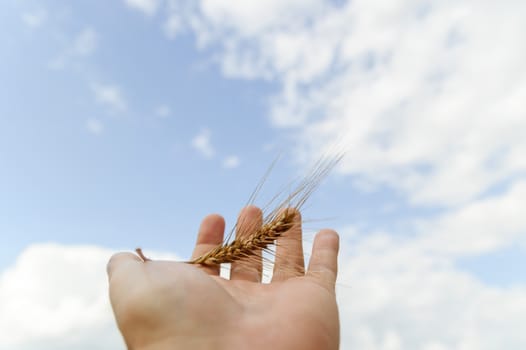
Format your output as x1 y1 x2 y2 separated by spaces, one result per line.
162 0 194 39
161 0 526 208
85 118 104 135
21 9 47 28
222 155 240 169
71 28 98 56
124 0 160 16
163 15 182 39
155 104 171 118
191 128 215 158
50 27 98 69
91 83 127 113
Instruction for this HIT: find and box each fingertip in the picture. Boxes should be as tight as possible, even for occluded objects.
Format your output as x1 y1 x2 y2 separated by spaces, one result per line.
315 229 340 253
200 213 225 229
240 205 263 217
197 214 225 244
203 213 224 222
236 205 263 239
107 252 142 278
307 229 339 290
191 213 227 274
237 206 263 231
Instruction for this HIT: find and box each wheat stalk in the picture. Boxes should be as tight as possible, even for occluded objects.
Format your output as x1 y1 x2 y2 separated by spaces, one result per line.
187 153 343 268
135 153 342 267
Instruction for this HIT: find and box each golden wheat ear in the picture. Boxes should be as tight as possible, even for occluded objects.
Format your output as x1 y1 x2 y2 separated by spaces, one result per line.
188 153 343 269
189 207 297 265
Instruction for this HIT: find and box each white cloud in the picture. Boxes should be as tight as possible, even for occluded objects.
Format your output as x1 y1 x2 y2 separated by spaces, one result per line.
0 244 179 350
334 180 526 349
92 83 127 113
222 155 240 169
124 0 160 16
191 128 215 158
0 244 122 349
50 28 98 69
86 118 104 135
21 10 47 28
161 0 526 208
337 231 526 350
155 104 171 118
419 180 526 256
198 0 326 37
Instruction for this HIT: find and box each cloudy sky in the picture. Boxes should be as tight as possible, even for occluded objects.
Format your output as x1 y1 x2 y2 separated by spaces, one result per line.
1 0 525 349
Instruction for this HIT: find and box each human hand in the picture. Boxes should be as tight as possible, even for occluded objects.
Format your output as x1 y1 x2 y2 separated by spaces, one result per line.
107 206 340 350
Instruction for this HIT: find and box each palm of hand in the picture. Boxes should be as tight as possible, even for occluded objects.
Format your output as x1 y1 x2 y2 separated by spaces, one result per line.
108 206 340 350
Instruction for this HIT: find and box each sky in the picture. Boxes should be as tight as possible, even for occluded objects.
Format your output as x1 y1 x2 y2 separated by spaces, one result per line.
1 0 525 349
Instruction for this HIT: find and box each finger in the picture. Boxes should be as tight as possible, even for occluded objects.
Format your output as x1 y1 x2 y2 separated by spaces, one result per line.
191 214 225 275
107 252 144 317
107 252 142 281
306 229 339 291
230 205 263 282
272 208 304 282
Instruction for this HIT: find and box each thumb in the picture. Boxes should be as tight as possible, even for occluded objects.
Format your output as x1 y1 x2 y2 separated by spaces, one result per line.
306 229 339 291
107 252 142 281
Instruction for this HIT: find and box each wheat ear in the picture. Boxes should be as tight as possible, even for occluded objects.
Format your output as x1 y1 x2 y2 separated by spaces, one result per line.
189 208 297 265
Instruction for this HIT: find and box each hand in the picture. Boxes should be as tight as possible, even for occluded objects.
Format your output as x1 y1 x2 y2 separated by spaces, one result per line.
107 206 340 350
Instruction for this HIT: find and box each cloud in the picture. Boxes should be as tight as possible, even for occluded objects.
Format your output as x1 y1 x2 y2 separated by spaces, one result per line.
86 118 104 135
155 104 171 118
334 179 526 349
124 0 160 16
163 13 182 39
0 244 179 350
50 28 98 69
191 128 215 158
92 83 127 113
21 10 47 28
337 232 526 350
222 155 240 169
161 0 526 208
0 244 122 349
71 28 98 56
419 180 526 257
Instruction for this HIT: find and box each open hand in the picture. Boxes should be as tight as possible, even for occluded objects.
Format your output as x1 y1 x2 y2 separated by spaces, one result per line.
107 206 340 350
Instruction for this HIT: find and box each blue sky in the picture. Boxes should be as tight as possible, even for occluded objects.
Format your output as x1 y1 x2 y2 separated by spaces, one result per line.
1 1 526 349
2 0 286 264
1 0 418 267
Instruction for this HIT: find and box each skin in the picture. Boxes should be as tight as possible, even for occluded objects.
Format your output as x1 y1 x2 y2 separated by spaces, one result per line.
107 206 340 350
